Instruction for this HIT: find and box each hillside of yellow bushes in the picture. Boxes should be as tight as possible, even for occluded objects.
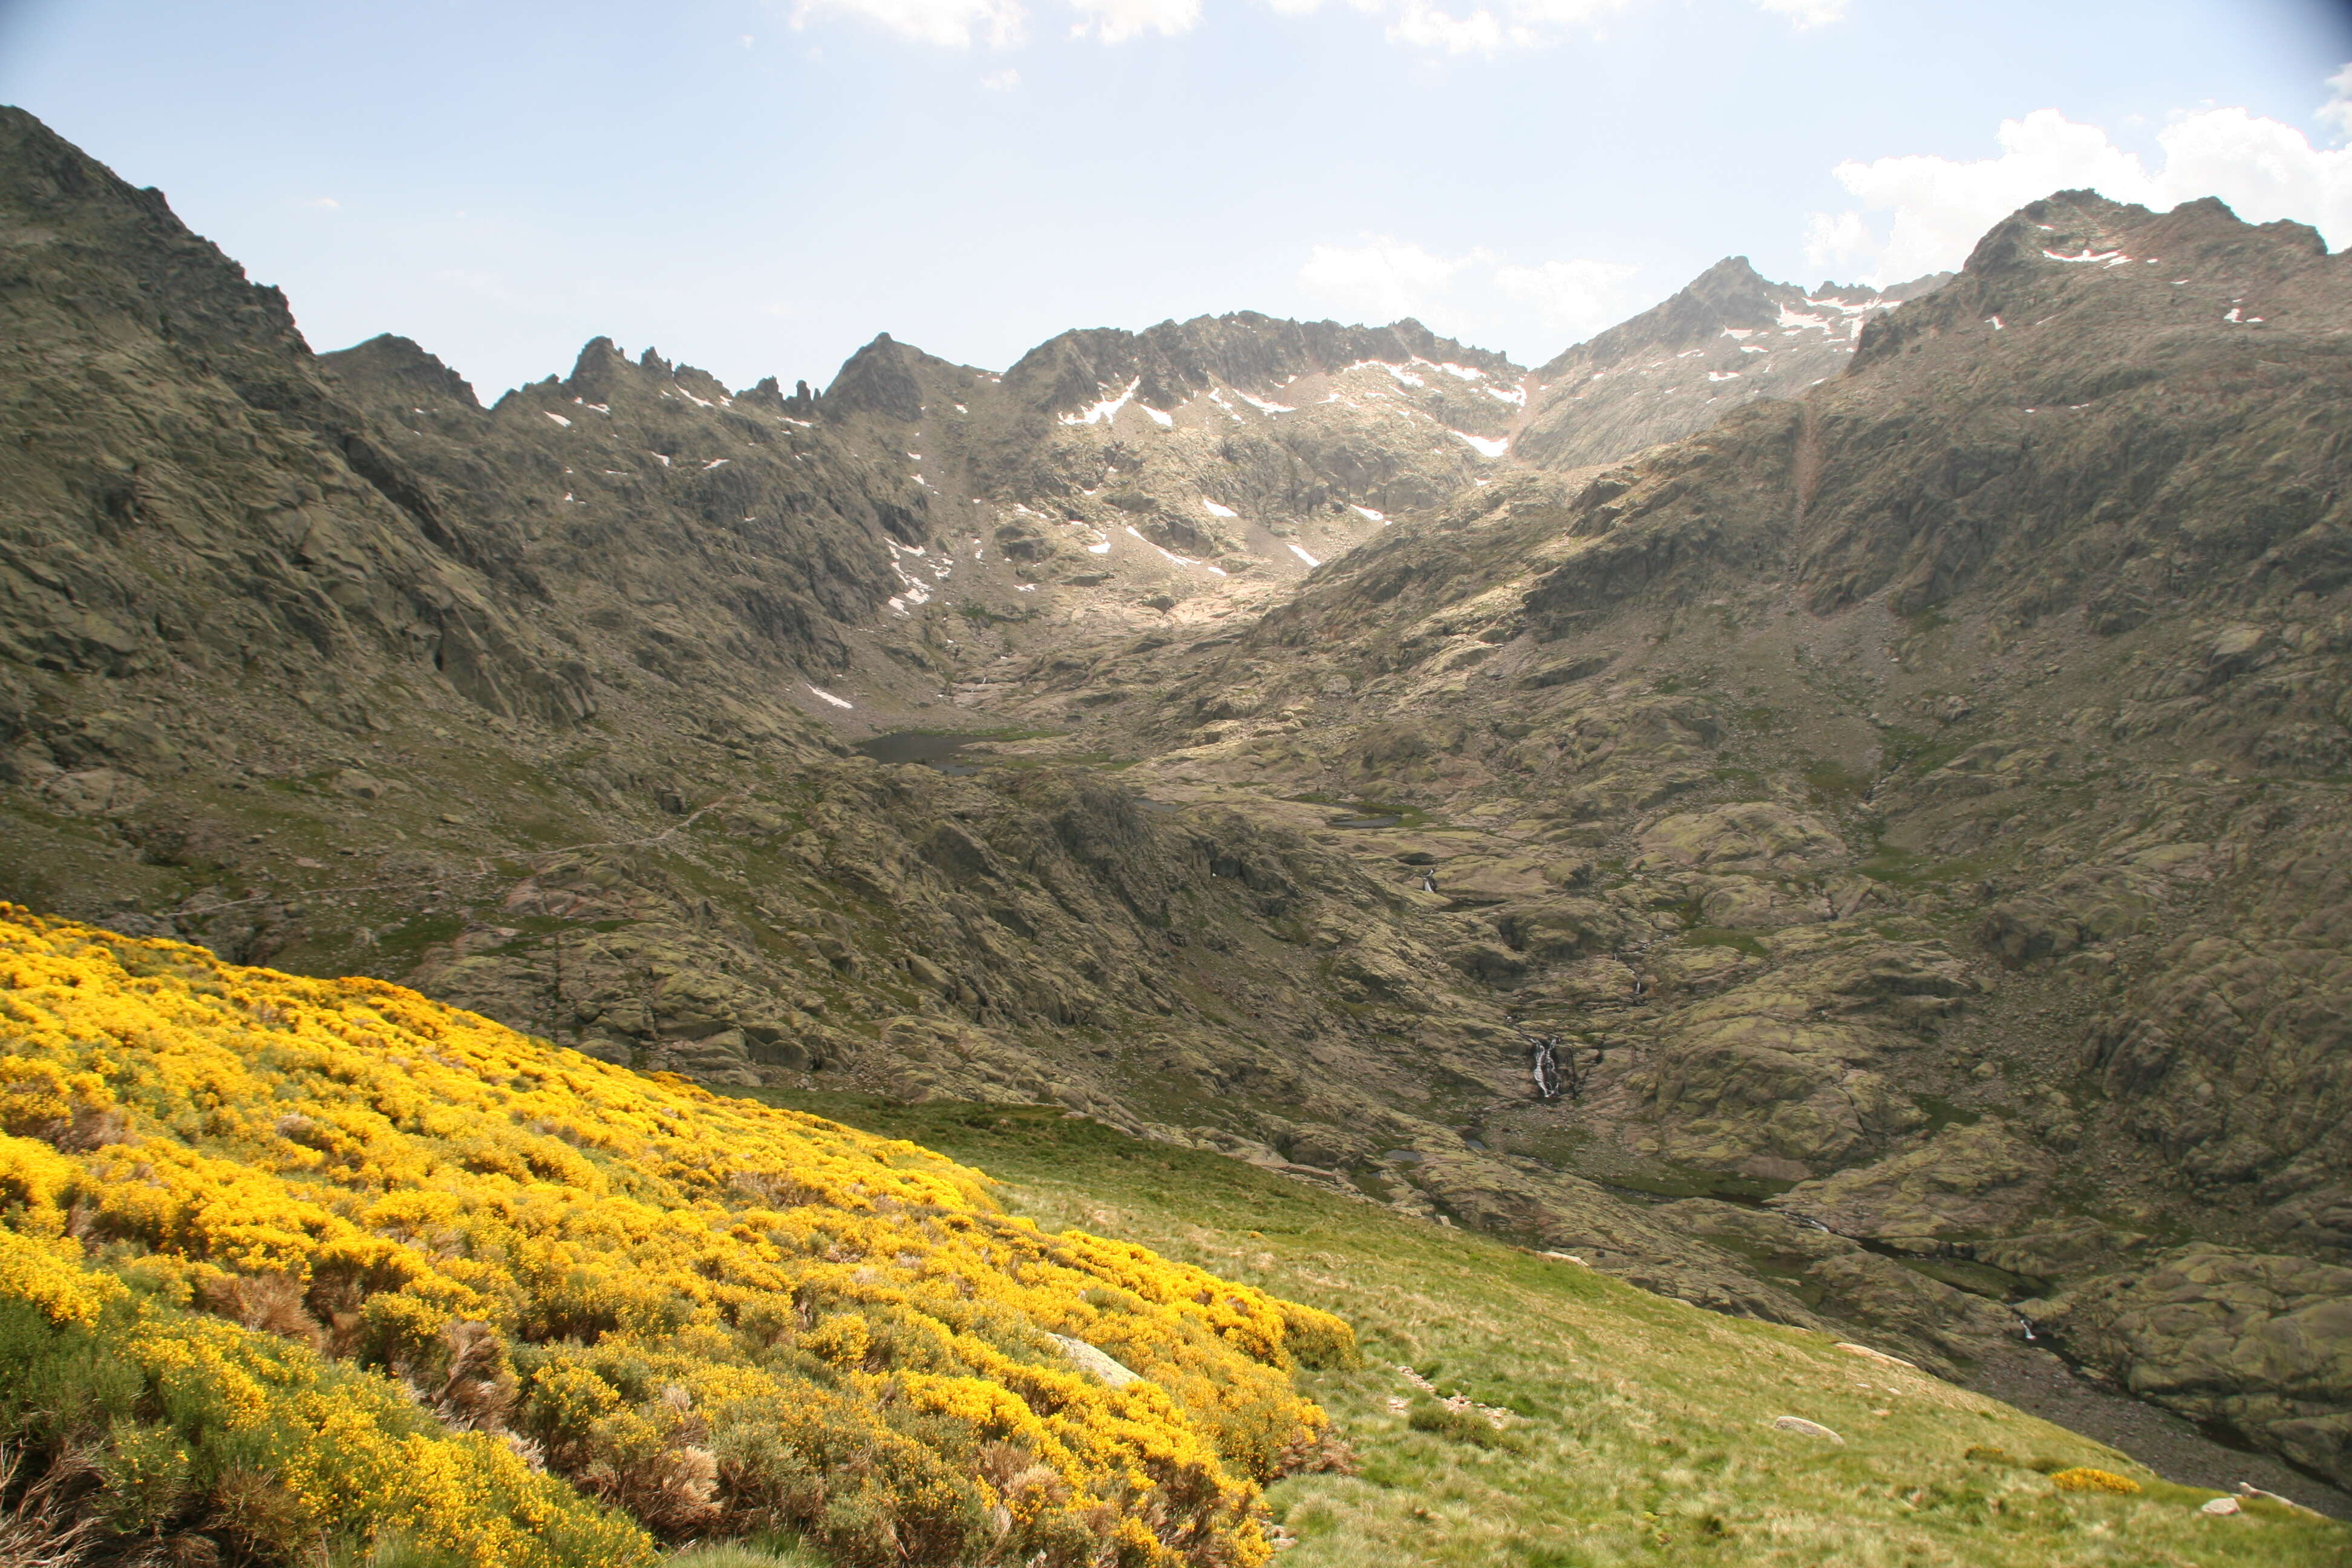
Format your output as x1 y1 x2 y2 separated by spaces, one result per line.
0 906 1353 1567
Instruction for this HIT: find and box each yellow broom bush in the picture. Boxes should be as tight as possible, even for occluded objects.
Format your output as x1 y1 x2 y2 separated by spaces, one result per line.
0 906 1353 1567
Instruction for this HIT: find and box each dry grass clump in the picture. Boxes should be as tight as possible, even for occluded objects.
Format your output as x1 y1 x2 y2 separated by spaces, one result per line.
0 906 1351 1567
2048 1468 2143 1495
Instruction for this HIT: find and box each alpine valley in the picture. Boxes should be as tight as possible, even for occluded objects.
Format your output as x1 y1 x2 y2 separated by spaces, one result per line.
3 101 2351 1565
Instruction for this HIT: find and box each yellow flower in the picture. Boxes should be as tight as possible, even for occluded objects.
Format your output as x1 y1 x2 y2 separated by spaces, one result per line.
0 904 1351 1567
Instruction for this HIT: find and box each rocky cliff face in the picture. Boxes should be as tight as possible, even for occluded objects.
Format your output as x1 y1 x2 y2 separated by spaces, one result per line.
1512 255 1949 471
4 106 2350 1498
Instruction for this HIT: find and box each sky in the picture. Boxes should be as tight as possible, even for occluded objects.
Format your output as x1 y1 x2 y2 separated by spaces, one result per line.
2 0 2348 397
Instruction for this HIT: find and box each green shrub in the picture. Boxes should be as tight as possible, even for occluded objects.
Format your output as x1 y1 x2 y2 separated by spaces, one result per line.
1407 1400 1521 1451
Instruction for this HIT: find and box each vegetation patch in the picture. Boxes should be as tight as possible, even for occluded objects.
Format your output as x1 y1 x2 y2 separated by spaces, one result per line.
0 909 1347 1568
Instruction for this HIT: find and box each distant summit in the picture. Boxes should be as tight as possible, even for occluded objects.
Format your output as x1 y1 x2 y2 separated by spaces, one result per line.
1514 256 1949 470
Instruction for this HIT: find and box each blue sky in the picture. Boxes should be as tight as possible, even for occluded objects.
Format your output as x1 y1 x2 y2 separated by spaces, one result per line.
2 0 2347 396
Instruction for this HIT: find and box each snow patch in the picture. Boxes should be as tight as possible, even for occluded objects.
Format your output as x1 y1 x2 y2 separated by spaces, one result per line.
1203 500 1239 518
2042 249 2131 267
704 457 730 469
543 411 572 428
1061 379 1139 426
1448 430 1509 457
1141 404 1174 427
805 684 854 709
1233 388 1296 415
1351 505 1386 522
1288 543 1322 568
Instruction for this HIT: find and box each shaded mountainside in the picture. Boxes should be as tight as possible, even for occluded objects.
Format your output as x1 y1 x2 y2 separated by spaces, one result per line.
4 94 2352 1517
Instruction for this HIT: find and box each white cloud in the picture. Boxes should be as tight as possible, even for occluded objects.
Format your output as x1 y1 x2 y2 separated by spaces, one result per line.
2323 62 2352 140
791 0 1024 48
1754 0 1845 25
1386 1 1506 54
1800 209 1871 273
304 197 341 211
1263 0 1833 53
1300 238 1480 321
1298 238 1641 348
1494 256 1641 333
1068 0 1200 41
981 67 1021 88
1805 97 2352 286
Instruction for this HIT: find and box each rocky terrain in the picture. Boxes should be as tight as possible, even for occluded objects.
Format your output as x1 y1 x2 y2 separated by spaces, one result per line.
2 103 2348 1506
1511 255 1948 471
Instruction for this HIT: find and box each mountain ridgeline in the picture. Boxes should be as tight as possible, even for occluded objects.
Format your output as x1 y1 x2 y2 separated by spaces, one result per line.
3 98 2351 1524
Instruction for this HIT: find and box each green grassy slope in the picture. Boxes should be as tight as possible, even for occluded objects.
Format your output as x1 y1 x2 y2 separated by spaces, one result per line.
733 1093 2349 1568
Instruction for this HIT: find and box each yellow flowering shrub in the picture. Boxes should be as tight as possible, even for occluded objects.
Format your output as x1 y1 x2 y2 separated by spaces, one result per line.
0 1242 655 1566
0 906 1352 1567
2048 1467 2143 1495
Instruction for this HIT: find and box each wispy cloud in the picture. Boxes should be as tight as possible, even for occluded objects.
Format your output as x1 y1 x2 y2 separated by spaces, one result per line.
1494 256 1641 328
1300 237 1483 321
1753 0 1846 27
791 0 1026 49
1264 0 1836 55
1299 236 1641 341
1068 0 1201 42
2321 61 2352 140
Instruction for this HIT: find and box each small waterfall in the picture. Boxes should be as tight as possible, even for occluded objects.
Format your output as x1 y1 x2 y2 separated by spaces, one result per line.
1530 1035 1561 1100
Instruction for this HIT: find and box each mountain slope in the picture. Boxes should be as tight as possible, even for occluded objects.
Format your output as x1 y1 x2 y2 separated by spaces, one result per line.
1129 188 2352 1491
0 905 1347 1566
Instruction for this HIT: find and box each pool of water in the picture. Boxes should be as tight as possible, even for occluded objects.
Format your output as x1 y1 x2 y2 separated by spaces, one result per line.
855 731 990 766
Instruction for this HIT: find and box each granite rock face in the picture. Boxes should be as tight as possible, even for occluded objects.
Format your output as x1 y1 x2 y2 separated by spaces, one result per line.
2031 1248 2352 1487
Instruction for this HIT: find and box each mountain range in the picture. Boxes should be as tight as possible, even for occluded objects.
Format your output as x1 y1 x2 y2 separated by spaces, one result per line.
2 100 2349 1520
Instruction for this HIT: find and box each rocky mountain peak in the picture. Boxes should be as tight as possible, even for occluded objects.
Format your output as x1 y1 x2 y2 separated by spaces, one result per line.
1002 312 1521 426
322 333 483 412
1513 250 1950 471
826 331 953 422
